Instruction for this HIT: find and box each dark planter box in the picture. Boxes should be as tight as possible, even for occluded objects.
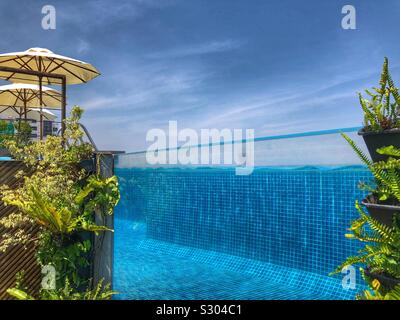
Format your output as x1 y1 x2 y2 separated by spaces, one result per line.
57 231 94 289
361 198 400 227
358 128 400 162
365 267 400 291
76 231 94 287
79 157 96 174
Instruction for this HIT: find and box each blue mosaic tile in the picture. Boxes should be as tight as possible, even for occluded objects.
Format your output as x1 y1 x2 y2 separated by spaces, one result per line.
114 166 371 300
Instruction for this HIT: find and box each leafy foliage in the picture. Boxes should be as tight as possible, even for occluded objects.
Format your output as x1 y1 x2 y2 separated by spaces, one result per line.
0 106 120 298
37 232 92 288
13 120 32 147
358 275 400 300
0 119 32 149
342 133 400 204
0 106 104 250
7 278 116 300
77 175 120 218
359 57 400 132
0 119 14 148
336 132 400 299
6 180 115 236
0 119 8 132
331 202 400 278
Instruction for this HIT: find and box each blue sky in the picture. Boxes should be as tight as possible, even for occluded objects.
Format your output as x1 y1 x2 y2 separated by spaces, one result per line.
1 0 400 152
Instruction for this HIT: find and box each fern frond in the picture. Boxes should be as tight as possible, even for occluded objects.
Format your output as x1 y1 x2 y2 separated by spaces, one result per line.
386 285 400 300
377 146 400 158
388 68 400 106
364 212 395 242
330 254 369 275
341 133 371 166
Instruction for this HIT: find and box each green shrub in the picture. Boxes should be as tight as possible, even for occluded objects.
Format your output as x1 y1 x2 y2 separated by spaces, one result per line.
13 120 32 147
0 119 14 148
0 106 120 299
7 278 116 300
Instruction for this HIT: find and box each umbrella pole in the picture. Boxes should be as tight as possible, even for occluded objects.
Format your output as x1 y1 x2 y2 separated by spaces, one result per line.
18 106 22 132
61 77 66 142
17 106 22 144
23 90 27 120
39 76 43 140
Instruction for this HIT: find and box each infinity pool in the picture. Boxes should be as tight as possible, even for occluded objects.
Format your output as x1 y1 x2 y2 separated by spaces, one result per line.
113 166 370 300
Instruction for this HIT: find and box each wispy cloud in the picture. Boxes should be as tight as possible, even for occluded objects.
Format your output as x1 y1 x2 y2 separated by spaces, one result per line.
76 38 90 54
57 0 177 29
81 62 211 111
78 56 375 151
147 40 243 59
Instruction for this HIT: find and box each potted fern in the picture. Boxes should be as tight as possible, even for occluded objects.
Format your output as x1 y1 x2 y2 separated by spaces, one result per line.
342 134 400 226
331 201 400 299
358 57 400 162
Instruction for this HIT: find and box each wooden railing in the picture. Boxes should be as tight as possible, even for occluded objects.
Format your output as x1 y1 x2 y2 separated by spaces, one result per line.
0 161 40 299
0 151 121 299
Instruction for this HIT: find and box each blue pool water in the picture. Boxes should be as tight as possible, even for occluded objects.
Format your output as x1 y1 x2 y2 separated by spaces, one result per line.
113 166 371 300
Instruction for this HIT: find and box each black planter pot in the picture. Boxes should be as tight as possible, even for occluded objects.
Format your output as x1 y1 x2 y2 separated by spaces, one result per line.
358 128 400 162
361 199 400 227
54 231 92 248
55 231 94 288
364 267 400 291
79 157 96 174
76 231 94 287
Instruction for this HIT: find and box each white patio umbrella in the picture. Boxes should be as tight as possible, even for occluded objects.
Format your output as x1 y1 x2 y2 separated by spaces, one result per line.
0 47 100 139
0 47 100 85
0 106 57 121
0 84 61 119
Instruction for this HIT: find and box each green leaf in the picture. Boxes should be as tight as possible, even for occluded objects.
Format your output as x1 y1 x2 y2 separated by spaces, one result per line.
6 288 35 300
377 145 400 157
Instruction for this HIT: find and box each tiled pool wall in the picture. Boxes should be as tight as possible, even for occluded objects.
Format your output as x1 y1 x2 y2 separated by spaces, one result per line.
115 166 371 279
